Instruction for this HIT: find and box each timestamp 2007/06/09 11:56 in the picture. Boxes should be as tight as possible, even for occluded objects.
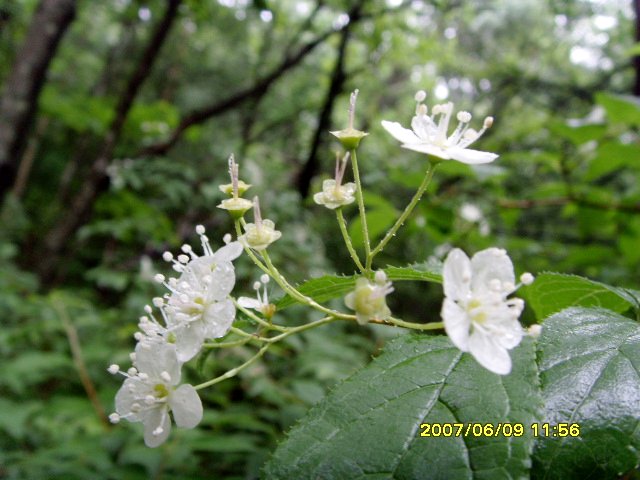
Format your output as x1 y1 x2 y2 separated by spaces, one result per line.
419 422 581 438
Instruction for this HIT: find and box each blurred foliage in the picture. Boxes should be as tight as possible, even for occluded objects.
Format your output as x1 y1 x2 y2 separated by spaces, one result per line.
0 0 638 478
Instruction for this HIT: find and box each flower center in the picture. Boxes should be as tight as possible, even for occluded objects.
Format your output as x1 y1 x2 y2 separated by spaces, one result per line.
466 298 488 324
153 383 170 399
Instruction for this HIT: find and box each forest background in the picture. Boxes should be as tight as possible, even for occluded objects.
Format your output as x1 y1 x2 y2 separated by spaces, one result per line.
0 0 639 478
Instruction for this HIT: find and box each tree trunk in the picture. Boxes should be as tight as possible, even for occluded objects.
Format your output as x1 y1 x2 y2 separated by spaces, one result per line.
38 0 182 285
0 0 76 200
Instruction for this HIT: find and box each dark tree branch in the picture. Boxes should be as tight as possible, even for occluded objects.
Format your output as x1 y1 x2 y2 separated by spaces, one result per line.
136 30 334 157
38 0 182 284
294 2 364 198
0 0 76 200
136 6 373 158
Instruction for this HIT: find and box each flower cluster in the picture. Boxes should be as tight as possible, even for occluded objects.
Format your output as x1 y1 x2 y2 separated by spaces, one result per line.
109 89 539 452
109 226 243 446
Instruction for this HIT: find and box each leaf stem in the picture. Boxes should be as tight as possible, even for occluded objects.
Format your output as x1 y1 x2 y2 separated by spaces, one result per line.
336 208 365 273
371 162 436 260
194 343 270 390
232 297 288 332
385 317 444 331
351 148 371 272
261 251 355 320
264 315 340 343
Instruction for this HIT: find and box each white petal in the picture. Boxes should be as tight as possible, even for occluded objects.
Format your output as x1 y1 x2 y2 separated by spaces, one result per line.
204 298 235 338
344 291 355 310
213 241 243 262
442 248 472 301
115 378 145 422
206 262 236 300
381 121 421 144
170 384 203 429
313 191 327 205
441 298 470 351
494 318 524 350
410 114 437 140
322 179 337 194
238 297 262 309
356 312 369 325
134 343 181 383
467 330 512 375
448 147 498 165
343 183 356 195
470 248 515 294
401 142 452 159
143 407 171 448
174 322 206 362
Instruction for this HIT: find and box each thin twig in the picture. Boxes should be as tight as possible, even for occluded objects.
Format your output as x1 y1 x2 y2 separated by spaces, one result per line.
51 295 109 428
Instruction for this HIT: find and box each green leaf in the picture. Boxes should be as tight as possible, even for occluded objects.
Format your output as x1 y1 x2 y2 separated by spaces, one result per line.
533 307 640 479
549 121 605 145
626 42 640 57
0 398 40 440
385 262 442 283
275 264 441 310
525 273 634 321
275 274 355 310
595 92 640 127
584 141 640 181
264 334 542 479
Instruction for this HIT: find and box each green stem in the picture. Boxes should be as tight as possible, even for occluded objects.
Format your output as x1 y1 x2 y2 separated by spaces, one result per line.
385 317 444 331
195 344 270 391
234 220 270 275
261 251 355 320
371 162 436 260
203 338 253 349
350 148 371 272
336 208 365 273
233 298 288 332
229 325 264 339
264 315 339 343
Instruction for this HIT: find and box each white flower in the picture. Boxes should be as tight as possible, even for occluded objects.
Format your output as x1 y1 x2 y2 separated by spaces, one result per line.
345 271 394 325
459 203 483 223
239 197 281 251
111 342 203 448
441 247 531 375
458 203 491 237
314 152 356 209
238 274 276 319
381 90 498 164
159 226 243 362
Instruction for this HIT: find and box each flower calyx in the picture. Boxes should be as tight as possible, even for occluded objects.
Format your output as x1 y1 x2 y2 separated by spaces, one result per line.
239 196 282 251
330 89 368 150
217 154 253 220
313 152 356 210
345 270 394 325
238 274 277 320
